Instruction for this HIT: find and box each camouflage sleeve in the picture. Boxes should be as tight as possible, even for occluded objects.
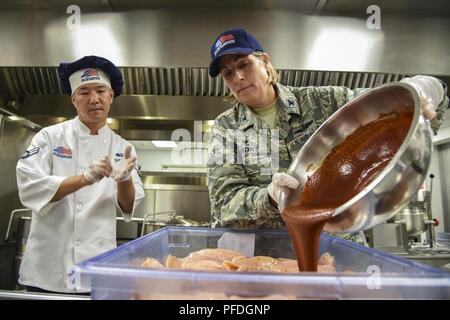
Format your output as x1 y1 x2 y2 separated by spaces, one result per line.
296 83 449 134
207 122 280 229
292 86 369 126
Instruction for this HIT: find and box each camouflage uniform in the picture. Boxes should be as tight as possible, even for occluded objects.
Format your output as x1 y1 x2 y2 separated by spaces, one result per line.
207 82 448 245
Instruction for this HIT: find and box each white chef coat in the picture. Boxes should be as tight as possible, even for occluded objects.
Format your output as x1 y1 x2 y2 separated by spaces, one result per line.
16 117 144 293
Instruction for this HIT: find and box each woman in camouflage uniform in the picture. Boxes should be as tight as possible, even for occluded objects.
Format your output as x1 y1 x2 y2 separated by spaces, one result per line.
206 28 448 245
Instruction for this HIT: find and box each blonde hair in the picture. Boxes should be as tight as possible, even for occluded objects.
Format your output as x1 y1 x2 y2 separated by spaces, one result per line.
224 51 279 104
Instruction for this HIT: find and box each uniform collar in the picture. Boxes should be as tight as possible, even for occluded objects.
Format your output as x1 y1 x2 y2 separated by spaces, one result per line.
274 83 300 116
73 116 109 136
236 104 260 131
236 83 299 130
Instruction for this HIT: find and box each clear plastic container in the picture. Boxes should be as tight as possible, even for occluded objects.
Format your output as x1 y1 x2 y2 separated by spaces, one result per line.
75 227 450 299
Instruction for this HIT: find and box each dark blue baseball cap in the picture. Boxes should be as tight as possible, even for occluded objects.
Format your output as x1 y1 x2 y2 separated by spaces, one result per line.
58 55 124 97
209 28 264 77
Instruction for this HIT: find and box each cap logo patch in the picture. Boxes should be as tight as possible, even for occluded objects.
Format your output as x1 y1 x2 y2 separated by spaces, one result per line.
214 34 235 56
80 69 100 82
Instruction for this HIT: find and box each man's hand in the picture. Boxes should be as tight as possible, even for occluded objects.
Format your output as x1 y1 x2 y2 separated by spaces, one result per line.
111 145 137 183
401 75 444 120
267 172 299 206
83 156 112 184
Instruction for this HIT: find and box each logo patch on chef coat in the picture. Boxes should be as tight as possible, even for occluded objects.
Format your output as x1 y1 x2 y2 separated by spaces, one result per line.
53 146 72 159
20 147 39 159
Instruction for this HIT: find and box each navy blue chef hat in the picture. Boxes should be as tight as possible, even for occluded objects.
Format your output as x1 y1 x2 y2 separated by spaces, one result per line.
58 55 124 97
209 28 264 77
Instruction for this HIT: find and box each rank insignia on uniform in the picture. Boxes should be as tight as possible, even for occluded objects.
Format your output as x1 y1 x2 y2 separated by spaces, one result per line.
20 147 39 159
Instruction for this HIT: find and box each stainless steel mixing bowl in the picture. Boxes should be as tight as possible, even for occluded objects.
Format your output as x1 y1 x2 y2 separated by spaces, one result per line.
279 82 432 233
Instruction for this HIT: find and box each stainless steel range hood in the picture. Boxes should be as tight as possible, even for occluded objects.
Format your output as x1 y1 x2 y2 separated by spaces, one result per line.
1 66 411 98
5 66 416 140
2 65 444 140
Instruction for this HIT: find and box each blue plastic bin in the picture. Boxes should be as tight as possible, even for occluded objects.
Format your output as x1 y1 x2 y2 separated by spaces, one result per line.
75 227 450 299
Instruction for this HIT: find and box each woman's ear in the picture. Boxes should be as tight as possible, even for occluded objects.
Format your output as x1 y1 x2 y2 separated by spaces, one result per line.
262 52 271 65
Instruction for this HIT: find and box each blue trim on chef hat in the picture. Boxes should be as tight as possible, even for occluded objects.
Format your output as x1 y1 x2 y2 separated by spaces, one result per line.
58 55 124 96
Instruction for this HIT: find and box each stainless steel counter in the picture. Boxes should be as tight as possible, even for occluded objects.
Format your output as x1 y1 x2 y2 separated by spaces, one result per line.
378 245 450 271
396 250 450 271
0 289 90 300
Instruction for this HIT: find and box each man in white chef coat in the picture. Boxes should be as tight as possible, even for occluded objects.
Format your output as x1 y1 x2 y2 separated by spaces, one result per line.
16 55 145 293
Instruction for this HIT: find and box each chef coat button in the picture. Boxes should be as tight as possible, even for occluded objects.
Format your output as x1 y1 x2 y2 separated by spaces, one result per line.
75 240 81 246
101 139 107 144
76 202 83 210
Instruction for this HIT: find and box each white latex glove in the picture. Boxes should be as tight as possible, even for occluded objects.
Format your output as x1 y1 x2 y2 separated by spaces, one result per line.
83 156 112 184
267 172 299 206
401 75 444 120
111 145 137 183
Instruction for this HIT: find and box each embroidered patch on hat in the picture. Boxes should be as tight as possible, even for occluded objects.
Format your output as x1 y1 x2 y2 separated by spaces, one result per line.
214 34 236 56
80 69 101 82
69 68 111 94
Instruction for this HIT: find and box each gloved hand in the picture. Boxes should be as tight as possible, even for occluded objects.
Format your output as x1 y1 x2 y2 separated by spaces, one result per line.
401 75 444 120
267 172 299 207
83 156 112 184
111 145 137 183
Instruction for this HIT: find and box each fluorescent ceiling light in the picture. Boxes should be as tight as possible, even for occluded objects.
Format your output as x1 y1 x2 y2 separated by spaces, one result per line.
152 140 177 148
307 28 374 71
75 25 122 65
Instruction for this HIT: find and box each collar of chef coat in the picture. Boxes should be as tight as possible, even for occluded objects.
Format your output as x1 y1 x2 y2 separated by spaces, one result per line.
73 116 109 136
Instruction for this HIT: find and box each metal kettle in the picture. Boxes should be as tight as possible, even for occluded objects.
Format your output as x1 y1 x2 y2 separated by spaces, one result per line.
279 82 432 233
